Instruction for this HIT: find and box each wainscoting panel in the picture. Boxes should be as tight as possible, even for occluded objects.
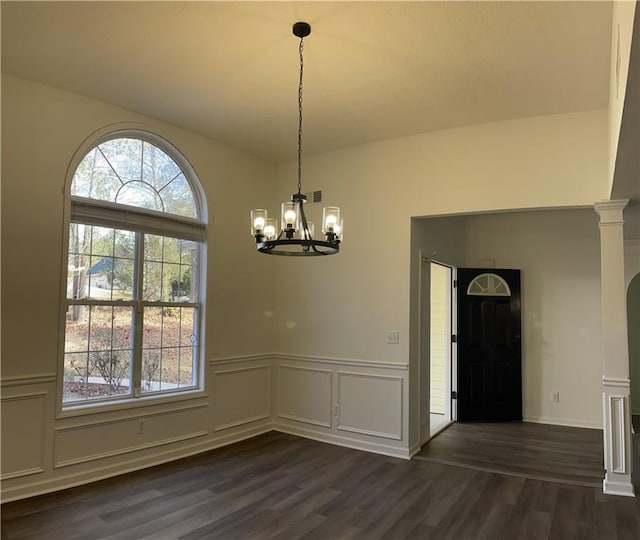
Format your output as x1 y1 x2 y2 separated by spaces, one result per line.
213 364 271 431
1 392 47 479
55 403 208 467
277 365 332 427
337 372 403 440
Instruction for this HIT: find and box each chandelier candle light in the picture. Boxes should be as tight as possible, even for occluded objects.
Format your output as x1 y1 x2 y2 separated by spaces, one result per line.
251 22 342 256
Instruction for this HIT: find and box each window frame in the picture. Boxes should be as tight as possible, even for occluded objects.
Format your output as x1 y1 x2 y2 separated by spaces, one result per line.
57 128 208 417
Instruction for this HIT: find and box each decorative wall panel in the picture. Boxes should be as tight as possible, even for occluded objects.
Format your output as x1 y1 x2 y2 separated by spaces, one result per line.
55 403 208 467
277 365 332 427
213 364 271 431
337 372 402 440
1 392 46 479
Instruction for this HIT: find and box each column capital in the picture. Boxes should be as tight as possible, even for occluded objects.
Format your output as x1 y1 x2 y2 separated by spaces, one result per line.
595 199 630 220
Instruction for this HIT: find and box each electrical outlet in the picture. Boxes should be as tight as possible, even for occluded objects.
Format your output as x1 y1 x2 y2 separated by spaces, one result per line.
333 403 340 416
388 331 399 344
552 392 560 403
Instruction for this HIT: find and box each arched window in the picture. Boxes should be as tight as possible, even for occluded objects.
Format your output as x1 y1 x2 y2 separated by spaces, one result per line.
62 132 207 407
466 273 511 296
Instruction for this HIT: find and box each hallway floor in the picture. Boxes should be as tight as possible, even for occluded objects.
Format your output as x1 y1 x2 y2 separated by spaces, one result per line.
414 421 604 487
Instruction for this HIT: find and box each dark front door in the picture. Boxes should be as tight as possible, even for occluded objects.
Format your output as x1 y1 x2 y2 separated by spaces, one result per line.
457 268 522 421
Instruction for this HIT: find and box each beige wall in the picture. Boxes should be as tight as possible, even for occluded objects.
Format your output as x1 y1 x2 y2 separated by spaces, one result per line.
1 75 277 375
608 0 637 189
275 110 609 447
464 209 603 428
274 110 609 361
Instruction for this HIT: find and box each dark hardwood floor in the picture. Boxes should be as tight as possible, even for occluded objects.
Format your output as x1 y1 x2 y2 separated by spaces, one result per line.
3 430 640 540
414 421 605 487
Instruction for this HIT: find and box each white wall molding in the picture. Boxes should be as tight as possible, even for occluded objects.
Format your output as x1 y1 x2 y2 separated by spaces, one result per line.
608 395 628 474
57 391 209 420
1 374 57 387
523 416 603 430
209 353 273 366
273 423 410 460
274 352 409 371
54 403 209 468
602 376 631 388
55 402 208 431
1 392 47 480
55 431 208 468
2 424 272 504
212 363 271 375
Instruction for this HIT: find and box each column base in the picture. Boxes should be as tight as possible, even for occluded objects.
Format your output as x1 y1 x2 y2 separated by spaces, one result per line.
603 475 635 497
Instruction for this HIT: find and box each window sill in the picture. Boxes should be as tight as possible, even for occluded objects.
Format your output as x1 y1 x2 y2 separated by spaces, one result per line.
57 389 208 420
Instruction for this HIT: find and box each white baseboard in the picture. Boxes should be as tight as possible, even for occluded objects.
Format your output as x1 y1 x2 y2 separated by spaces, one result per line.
273 422 410 460
523 415 602 430
603 477 636 497
1 423 272 504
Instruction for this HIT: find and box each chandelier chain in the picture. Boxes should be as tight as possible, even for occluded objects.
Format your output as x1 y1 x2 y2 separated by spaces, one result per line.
297 36 304 195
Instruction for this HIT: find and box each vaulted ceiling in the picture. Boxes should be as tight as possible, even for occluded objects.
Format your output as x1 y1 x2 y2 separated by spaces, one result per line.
2 1 612 163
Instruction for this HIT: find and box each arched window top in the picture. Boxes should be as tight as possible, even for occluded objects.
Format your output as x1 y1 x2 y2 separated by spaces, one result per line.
467 273 511 296
71 135 203 221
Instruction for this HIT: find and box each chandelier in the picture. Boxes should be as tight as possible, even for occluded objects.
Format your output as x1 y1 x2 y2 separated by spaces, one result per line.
251 22 342 256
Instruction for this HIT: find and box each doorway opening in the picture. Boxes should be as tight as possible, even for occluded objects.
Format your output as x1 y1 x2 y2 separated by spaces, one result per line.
429 262 453 437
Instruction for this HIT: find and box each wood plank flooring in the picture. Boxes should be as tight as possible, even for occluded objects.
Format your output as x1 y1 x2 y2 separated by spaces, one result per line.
415 421 605 487
3 430 640 540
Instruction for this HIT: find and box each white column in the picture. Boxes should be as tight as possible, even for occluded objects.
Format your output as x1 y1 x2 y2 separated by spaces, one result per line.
595 199 634 497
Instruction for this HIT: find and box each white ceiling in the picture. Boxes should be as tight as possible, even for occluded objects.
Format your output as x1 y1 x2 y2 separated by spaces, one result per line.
2 1 612 163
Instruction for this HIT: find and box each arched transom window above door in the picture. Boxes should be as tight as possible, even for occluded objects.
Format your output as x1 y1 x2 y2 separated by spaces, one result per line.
466 273 512 296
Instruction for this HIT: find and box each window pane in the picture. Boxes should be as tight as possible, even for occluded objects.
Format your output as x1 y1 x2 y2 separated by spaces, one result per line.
68 223 91 300
141 306 197 394
64 305 133 402
179 348 195 387
143 261 163 301
160 348 180 391
71 148 121 201
143 235 199 302
63 352 89 402
142 349 162 392
116 181 164 212
68 225 135 301
179 242 198 303
99 138 143 183
143 142 181 192
161 174 197 218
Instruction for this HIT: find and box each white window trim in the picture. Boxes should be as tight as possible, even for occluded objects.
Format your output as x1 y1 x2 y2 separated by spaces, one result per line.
57 127 208 417
466 272 512 297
